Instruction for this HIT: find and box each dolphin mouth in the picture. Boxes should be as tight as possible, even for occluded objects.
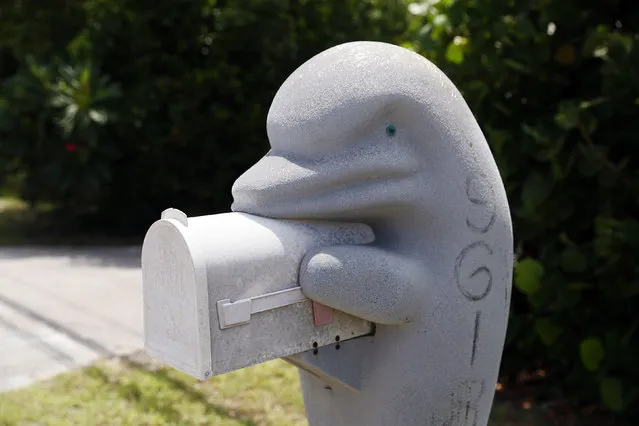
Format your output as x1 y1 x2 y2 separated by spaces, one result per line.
231 148 421 219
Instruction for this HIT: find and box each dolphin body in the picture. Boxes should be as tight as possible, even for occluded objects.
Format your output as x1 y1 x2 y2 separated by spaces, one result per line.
231 41 513 426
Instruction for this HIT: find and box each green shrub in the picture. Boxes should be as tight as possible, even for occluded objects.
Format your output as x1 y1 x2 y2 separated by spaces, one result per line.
4 0 637 418
0 0 409 232
405 0 639 418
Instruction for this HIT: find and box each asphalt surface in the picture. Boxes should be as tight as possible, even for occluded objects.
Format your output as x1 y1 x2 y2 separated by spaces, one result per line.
0 246 143 392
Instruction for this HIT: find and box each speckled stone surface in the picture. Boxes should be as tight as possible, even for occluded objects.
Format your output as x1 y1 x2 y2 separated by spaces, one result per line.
232 41 513 426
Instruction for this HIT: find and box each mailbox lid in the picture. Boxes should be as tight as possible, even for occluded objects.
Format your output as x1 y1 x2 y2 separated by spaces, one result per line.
141 217 212 379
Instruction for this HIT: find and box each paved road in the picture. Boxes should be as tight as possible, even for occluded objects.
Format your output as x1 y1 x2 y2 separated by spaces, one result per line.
0 246 143 392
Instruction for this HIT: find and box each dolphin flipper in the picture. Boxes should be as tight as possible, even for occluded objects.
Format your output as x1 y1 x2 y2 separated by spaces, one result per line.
299 246 427 325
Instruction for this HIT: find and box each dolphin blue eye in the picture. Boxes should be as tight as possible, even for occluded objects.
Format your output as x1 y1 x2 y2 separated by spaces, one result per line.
385 123 397 137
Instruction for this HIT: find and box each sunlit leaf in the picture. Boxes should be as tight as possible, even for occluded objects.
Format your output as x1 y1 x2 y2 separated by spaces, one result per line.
58 104 79 136
445 41 464 63
580 337 605 371
514 258 544 296
408 2 429 16
89 109 108 124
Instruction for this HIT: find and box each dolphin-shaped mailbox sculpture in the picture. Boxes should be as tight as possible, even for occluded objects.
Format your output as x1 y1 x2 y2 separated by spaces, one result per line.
232 41 513 426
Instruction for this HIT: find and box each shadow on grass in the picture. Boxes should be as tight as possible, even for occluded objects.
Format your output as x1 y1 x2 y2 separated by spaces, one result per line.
0 198 141 248
84 356 258 426
0 198 143 269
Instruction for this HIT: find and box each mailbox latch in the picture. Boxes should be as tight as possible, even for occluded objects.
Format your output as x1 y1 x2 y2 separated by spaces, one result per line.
217 287 309 329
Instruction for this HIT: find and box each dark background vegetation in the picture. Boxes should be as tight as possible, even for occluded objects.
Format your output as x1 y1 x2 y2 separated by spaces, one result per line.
1 0 637 422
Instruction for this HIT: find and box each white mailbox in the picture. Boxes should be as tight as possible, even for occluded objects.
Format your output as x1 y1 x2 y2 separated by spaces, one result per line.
142 210 374 380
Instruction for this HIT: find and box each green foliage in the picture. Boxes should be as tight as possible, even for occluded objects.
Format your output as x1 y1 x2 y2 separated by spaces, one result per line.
534 317 563 346
0 0 409 232
514 258 544 295
580 337 605 372
0 56 122 211
407 0 639 418
600 377 624 413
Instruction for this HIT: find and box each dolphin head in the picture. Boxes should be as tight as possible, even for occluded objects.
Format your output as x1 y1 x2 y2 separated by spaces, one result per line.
232 41 493 223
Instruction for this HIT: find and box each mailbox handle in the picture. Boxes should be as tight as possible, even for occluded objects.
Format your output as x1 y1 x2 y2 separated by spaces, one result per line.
217 287 309 329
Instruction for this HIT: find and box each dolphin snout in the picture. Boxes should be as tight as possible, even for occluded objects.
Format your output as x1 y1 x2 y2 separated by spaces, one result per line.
232 145 419 207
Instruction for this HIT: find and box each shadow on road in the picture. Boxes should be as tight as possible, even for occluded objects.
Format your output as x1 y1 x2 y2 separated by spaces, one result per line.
0 293 116 358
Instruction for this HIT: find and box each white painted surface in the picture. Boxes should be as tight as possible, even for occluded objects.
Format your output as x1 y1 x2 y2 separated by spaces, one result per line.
217 286 309 329
0 246 143 392
142 212 374 379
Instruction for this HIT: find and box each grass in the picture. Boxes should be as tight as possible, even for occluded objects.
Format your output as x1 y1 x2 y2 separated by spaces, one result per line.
0 197 139 246
0 197 33 245
0 354 308 426
0 352 557 426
